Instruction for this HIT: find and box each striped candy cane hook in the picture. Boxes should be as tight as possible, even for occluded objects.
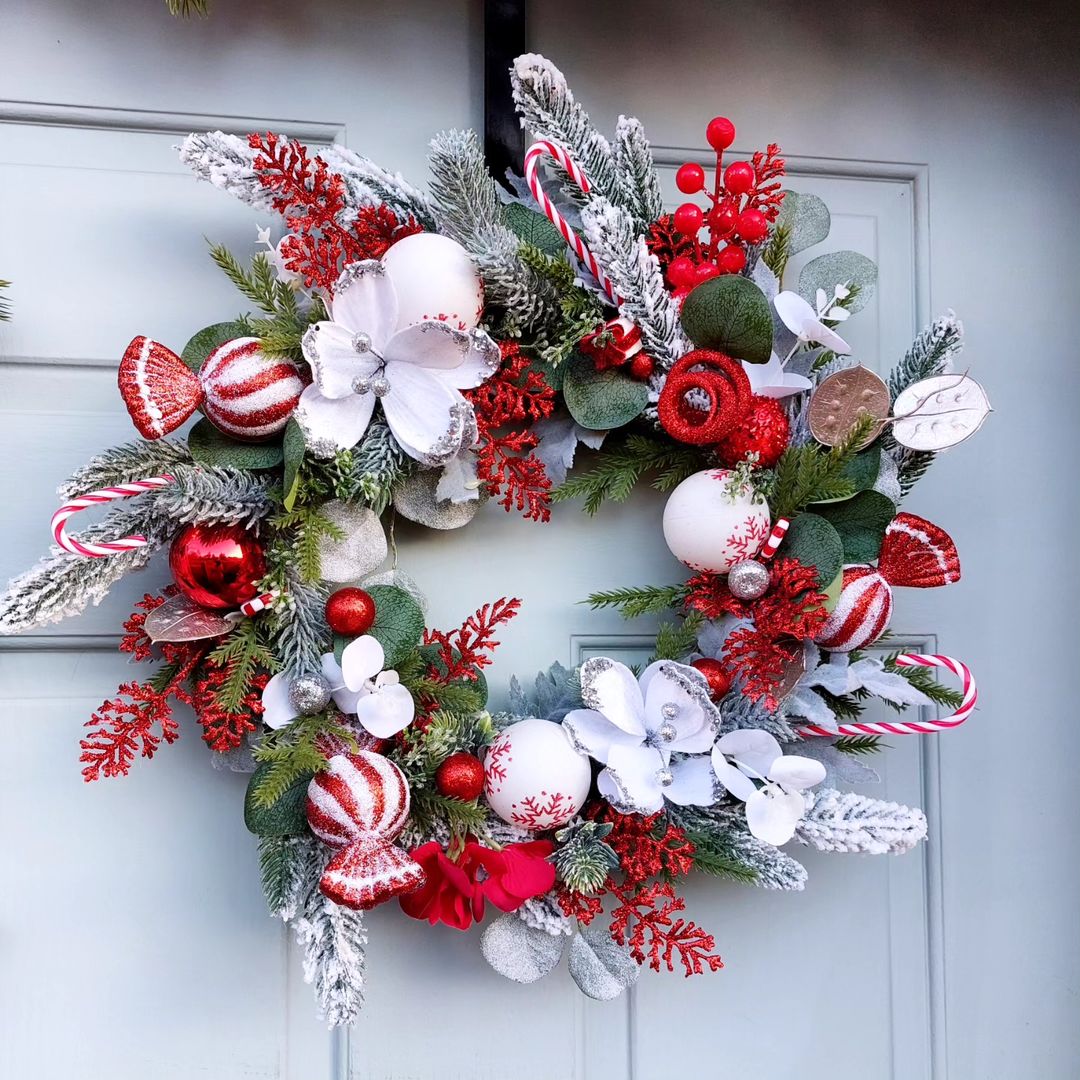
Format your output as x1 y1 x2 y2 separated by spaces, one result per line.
794 653 977 738
758 517 790 560
51 475 176 558
523 140 621 305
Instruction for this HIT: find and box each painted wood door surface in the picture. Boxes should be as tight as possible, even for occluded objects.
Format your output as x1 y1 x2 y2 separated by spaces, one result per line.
1 3 1077 1079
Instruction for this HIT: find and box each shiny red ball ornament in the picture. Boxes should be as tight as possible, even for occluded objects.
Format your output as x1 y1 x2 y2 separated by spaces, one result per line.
169 523 266 610
716 395 792 468
667 255 697 287
694 261 721 284
674 202 704 236
675 162 706 194
326 587 378 636
692 657 733 700
706 116 736 151
435 752 486 801
628 354 655 381
717 244 747 274
723 161 755 195
736 208 768 244
710 204 738 238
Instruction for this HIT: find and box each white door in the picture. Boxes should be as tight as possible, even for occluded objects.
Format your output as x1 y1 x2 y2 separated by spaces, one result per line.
2 3 1077 1079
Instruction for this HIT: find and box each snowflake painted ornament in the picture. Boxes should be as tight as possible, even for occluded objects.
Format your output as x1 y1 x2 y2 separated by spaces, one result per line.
483 718 591 829
662 469 771 573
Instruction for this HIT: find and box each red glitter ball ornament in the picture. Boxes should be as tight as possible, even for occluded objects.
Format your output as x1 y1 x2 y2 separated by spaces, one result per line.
169 523 266 610
716 395 791 468
435 752 486 801
692 657 733 700
326 587 378 636
628 354 655 381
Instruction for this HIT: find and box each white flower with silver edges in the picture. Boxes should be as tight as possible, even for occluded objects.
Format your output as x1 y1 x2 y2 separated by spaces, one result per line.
563 657 720 815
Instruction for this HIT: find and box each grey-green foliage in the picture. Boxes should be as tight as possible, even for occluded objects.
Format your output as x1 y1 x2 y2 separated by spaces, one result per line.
293 886 368 1026
57 439 194 499
797 788 928 854
268 572 329 678
259 834 323 920
350 417 413 514
719 685 797 741
320 143 436 230
154 465 277 528
508 661 581 720
427 128 563 335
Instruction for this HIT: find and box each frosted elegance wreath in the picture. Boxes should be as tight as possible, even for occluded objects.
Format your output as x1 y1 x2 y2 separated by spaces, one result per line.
0 55 989 1022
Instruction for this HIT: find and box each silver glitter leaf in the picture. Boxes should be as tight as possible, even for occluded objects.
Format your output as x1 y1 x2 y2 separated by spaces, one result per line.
480 913 565 984
392 470 486 530
568 922 640 1001
317 501 388 582
144 592 236 642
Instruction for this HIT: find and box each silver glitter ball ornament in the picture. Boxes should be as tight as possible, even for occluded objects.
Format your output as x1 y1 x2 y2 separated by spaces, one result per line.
371 375 391 397
288 673 332 715
728 559 771 600
352 375 372 395
657 721 678 743
352 331 372 353
656 767 674 787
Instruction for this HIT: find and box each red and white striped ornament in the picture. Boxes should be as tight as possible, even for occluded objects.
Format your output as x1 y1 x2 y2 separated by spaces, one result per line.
795 653 976 738
815 564 893 653
118 335 304 442
758 517 790 560
306 751 426 911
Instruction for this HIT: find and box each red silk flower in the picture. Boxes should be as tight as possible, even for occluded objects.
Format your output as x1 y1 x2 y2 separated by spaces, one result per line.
400 839 555 931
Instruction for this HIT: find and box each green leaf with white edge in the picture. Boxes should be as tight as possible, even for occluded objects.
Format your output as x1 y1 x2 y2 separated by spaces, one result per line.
188 417 284 469
244 763 313 837
366 584 425 669
814 490 896 564
813 448 881 504
503 202 566 257
778 512 844 588
480 913 566 984
776 191 831 255
798 251 877 314
562 350 649 430
568 922 640 1001
181 320 249 373
281 418 305 511
679 274 774 363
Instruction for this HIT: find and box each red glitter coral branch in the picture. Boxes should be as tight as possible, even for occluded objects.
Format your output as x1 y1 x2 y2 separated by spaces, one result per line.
591 806 696 885
464 342 555 522
192 664 268 753
423 597 522 683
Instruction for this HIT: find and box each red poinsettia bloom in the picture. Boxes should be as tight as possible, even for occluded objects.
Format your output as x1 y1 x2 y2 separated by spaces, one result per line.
399 839 555 931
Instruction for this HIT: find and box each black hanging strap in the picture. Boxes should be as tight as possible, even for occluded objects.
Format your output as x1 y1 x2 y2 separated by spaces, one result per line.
484 0 529 187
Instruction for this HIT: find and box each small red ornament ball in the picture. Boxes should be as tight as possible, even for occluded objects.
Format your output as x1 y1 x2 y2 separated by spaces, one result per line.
675 162 705 194
717 244 747 274
723 161 755 195
667 256 697 288
692 657 733 700
169 523 266 610
326 588 378 636
716 395 791 468
710 203 738 238
628 354 655 381
736 208 768 244
435 752 486 801
674 202 704 236
694 261 721 285
706 116 736 151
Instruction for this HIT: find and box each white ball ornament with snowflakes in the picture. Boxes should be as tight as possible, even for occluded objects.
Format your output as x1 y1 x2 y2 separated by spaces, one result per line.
662 469 771 574
483 718 592 829
381 232 483 331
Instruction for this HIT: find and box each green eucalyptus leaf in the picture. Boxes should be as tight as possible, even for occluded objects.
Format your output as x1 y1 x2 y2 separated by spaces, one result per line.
562 350 648 430
814 490 896 564
776 191 831 255
778 512 844 588
244 764 312 837
367 585 425 668
679 275 773 363
188 418 284 469
813 448 881 504
281 418 305 511
502 202 566 256
821 568 844 614
798 251 877 314
181 320 249 373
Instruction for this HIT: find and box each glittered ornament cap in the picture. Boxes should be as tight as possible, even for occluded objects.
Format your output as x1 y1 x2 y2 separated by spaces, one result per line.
306 752 426 910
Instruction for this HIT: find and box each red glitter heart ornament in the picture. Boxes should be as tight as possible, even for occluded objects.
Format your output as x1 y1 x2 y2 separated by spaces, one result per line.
878 512 961 589
118 336 202 439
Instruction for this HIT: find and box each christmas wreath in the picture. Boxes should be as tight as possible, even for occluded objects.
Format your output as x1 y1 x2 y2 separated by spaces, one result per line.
0 55 990 1023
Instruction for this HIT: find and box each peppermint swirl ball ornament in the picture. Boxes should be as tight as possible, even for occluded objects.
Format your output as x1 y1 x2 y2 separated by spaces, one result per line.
815 565 893 652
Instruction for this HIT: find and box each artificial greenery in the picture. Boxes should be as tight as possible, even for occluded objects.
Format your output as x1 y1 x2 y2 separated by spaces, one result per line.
587 583 687 619
206 616 278 712
833 734 884 756
761 222 791 282
553 820 619 894
251 712 357 808
651 611 703 662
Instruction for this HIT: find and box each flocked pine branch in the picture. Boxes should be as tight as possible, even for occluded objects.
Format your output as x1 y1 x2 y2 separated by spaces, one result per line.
797 788 928 854
154 465 277 528
351 417 413 513
613 116 663 226
268 572 330 678
178 131 277 211
0 279 11 321
319 143 436 231
57 440 194 499
259 834 323 920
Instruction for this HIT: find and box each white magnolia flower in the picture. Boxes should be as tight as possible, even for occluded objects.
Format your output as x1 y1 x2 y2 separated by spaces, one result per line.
261 635 414 739
742 353 812 399
563 657 719 814
711 730 825 845
297 260 501 463
774 288 852 355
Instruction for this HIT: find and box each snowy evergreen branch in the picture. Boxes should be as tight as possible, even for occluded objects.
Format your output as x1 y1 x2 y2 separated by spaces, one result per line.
57 440 194 498
613 116 663 226
797 788 928 854
154 465 277 528
259 834 323 920
178 131 276 211
427 129 562 334
721 687 797 741
723 827 810 890
319 144 436 230
580 197 689 369
268 572 329 678
0 505 174 633
351 417 413 514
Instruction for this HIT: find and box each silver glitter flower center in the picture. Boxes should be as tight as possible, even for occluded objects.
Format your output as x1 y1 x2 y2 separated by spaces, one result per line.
352 331 372 353
656 767 674 787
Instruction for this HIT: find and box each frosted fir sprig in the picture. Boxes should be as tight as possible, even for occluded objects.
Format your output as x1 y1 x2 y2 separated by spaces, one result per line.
796 788 928 855
886 310 964 399
259 834 324 921
178 131 277 211
57 439 193 499
265 571 329 679
319 143 436 231
612 115 664 226
154 466 277 529
294 889 368 1027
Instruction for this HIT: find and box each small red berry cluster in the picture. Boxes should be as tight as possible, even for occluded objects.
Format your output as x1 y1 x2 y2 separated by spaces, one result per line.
667 118 785 290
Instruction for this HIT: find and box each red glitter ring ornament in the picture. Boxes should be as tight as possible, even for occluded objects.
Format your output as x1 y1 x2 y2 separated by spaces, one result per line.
657 350 753 445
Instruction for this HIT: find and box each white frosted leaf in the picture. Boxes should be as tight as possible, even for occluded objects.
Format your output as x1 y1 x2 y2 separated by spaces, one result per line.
143 592 235 642
568 923 640 1000
891 373 991 451
480 914 565 984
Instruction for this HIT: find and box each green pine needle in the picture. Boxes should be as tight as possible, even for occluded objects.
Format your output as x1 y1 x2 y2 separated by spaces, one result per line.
586 584 686 619
884 655 965 710
0 279 11 322
205 617 278 712
684 829 760 884
252 715 356 808
651 612 703 662
833 734 885 756
167 0 209 14
761 223 791 283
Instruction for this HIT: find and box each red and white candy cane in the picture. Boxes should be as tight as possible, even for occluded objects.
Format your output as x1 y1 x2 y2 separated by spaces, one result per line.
523 140 620 305
758 517 790 560
795 653 977 738
51 476 176 558
239 590 280 617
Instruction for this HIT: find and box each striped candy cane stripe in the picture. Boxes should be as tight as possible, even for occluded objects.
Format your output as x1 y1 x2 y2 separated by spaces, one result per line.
523 140 620 304
758 517 790 559
239 590 280 617
51 475 176 558
795 653 977 738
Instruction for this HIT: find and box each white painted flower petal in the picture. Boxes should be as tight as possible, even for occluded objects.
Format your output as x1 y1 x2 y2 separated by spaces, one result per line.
768 754 827 791
745 786 806 845
715 730 782 778
261 673 297 730
302 321 378 400
602 743 666 814
354 682 415 738
329 260 397 349
664 755 718 807
294 383 377 454
563 708 644 764
805 319 851 355
381 360 471 465
642 663 711 751
710 749 758 802
774 290 817 335
580 658 647 737
340 635 385 692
